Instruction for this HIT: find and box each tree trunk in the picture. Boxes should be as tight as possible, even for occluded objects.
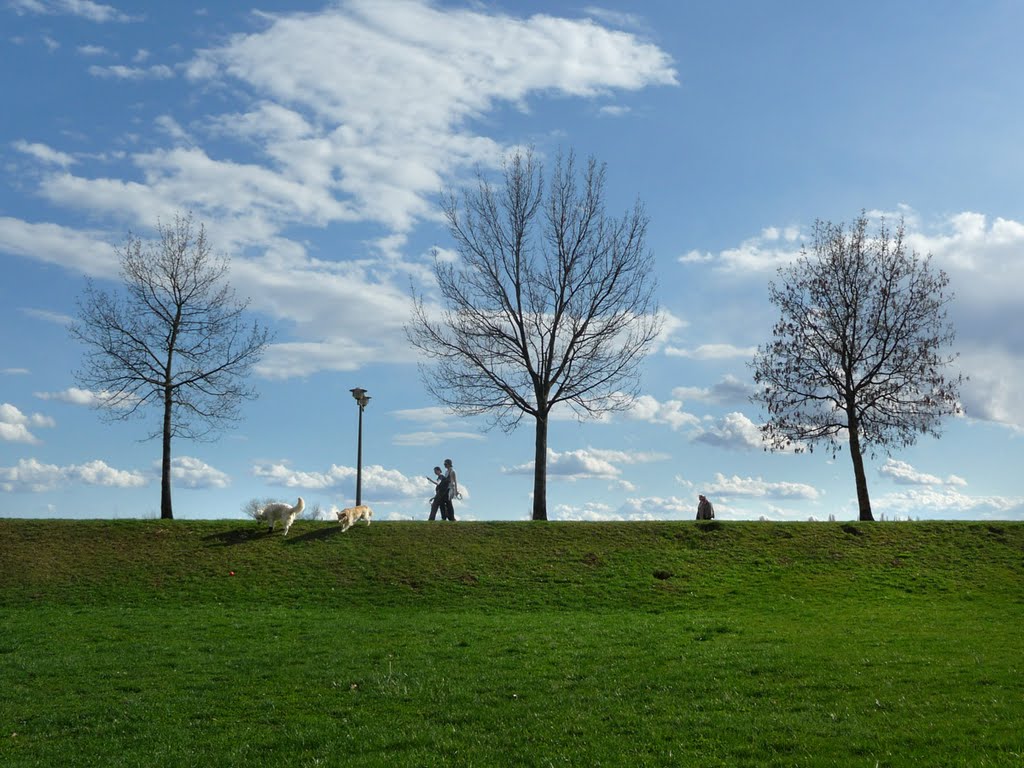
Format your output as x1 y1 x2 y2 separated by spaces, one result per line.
846 414 873 521
532 413 548 521
160 387 174 519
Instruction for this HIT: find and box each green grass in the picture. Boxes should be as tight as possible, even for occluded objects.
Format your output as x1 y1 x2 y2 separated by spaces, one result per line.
1 519 1022 766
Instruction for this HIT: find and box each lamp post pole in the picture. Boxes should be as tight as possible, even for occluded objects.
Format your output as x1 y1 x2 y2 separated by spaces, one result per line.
350 388 370 507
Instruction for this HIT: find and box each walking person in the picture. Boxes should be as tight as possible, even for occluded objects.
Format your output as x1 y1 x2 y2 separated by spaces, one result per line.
696 494 715 520
427 466 448 521
441 458 458 521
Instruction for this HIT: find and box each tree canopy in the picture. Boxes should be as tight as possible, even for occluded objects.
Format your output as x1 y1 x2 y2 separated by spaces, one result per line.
71 213 270 519
751 213 963 521
407 150 661 520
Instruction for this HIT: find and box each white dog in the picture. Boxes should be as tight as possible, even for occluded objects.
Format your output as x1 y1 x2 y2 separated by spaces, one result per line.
257 496 304 536
335 504 372 532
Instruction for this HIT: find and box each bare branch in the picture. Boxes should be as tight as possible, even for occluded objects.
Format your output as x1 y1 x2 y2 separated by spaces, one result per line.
750 212 964 520
70 212 272 518
406 149 662 519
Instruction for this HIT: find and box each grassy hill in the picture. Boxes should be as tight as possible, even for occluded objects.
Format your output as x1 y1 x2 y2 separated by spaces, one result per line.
1 519 1022 766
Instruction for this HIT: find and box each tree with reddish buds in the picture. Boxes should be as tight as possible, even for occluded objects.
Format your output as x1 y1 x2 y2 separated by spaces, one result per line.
750 213 964 521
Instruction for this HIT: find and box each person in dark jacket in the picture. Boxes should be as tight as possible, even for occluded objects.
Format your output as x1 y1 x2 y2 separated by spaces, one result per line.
441 458 458 521
696 494 715 520
428 466 448 521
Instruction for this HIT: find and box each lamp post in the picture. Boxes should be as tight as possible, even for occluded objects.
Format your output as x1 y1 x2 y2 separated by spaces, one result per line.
350 388 370 506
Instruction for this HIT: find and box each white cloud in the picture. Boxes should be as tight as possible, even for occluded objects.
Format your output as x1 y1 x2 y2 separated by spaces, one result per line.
687 209 1024 430
168 456 231 490
6 1 677 383
552 500 623 521
34 387 139 410
874 487 1024 520
703 472 821 500
88 64 173 79
613 495 693 519
0 403 55 444
0 217 120 278
626 394 701 431
391 406 459 425
183 0 676 232
664 343 757 360
879 459 967 488
0 457 148 492
672 374 754 405
251 461 434 502
702 230 803 273
10 0 134 22
692 412 766 451
12 140 76 167
503 446 667 485
20 307 74 325
391 431 486 447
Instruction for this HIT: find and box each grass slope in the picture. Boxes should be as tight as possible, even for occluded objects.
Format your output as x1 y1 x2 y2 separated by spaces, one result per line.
1 519 1022 767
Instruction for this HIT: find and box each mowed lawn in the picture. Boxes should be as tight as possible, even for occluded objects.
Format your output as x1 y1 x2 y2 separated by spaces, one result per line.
1 519 1021 767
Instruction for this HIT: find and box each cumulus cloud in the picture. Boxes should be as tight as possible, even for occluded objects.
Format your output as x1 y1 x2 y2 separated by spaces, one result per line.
626 394 701 431
553 495 699 521
692 412 766 451
613 495 694 519
703 472 821 500
672 374 754 405
879 459 967 488
503 446 667 487
10 0 135 23
87 64 174 79
391 431 486 447
874 487 1024 520
686 208 1024 431
34 387 139 410
0 403 55 444
181 0 675 233
0 457 148 492
251 461 436 502
5 1 678 383
168 456 230 489
0 217 120 278
12 140 76 168
664 343 757 360
680 226 803 273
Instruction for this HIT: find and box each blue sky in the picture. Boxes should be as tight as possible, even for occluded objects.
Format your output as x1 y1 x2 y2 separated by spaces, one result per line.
2 0 1022 522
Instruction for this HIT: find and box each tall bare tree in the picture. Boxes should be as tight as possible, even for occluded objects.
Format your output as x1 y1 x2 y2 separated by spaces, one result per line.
750 213 963 521
407 150 661 520
70 213 271 519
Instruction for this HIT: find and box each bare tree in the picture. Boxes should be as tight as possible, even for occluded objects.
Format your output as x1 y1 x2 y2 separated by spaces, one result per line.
70 213 271 519
407 150 661 520
750 213 963 521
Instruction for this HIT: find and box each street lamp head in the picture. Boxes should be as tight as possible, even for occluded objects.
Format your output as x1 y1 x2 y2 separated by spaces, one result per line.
350 387 370 409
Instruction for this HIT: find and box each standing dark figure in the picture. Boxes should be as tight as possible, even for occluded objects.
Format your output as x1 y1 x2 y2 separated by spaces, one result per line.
441 458 458 521
696 494 715 520
428 466 448 521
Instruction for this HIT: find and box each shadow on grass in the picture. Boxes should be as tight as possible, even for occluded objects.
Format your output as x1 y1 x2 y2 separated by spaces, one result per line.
283 525 347 544
203 527 269 547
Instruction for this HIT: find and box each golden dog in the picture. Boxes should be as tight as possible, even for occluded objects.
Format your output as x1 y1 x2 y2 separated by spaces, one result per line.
336 504 373 532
